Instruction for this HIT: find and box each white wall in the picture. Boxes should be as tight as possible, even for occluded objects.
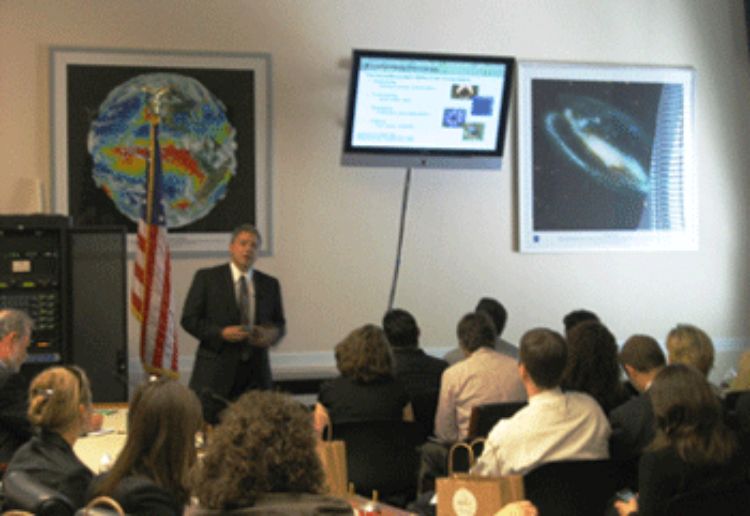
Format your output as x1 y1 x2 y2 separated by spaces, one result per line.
2 0 749 385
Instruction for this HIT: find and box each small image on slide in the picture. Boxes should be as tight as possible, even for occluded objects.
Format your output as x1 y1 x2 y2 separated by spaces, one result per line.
443 108 467 128
463 123 485 140
451 84 478 99
472 96 494 116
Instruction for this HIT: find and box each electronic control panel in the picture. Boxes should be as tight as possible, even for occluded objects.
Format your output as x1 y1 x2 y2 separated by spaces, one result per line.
0 216 69 365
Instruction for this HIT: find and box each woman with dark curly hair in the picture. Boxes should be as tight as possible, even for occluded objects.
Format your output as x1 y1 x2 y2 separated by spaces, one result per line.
88 378 203 515
561 320 629 414
313 324 413 433
614 364 744 516
186 390 352 514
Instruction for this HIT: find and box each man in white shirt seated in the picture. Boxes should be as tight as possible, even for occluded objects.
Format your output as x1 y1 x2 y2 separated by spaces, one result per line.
472 327 610 477
418 312 526 492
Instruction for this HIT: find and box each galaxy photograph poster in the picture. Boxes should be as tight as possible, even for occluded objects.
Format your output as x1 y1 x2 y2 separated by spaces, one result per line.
50 48 272 255
517 62 697 252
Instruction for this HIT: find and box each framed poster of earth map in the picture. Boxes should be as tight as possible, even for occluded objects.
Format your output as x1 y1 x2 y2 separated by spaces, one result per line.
517 61 697 253
50 47 272 255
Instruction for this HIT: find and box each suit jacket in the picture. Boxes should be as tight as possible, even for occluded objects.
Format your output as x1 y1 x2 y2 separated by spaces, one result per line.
0 366 32 464
182 264 285 404
6 429 93 509
608 391 655 462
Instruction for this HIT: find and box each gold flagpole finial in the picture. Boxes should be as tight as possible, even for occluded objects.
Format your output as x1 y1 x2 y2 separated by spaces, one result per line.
142 86 171 119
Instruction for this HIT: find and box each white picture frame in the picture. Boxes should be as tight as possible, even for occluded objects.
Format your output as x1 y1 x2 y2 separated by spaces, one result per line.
50 47 273 255
518 61 697 253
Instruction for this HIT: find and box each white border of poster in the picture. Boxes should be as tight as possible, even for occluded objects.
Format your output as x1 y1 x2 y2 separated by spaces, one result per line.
518 61 697 253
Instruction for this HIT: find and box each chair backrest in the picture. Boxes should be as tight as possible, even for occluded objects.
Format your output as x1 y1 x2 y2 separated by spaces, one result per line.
331 420 422 505
2 470 75 516
408 390 440 442
523 459 623 516
664 480 750 516
467 401 527 439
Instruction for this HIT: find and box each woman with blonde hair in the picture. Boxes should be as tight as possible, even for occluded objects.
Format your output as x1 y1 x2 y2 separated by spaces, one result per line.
5 365 95 508
89 378 203 515
313 324 412 433
665 323 715 377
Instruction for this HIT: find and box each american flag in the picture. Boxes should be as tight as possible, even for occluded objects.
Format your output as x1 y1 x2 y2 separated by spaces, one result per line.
130 120 179 378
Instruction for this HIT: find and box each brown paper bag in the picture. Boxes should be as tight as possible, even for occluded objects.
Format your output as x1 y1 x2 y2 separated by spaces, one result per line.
437 474 524 516
315 425 348 497
436 440 524 515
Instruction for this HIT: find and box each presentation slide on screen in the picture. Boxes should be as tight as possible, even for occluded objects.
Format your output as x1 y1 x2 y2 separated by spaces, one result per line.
350 57 508 151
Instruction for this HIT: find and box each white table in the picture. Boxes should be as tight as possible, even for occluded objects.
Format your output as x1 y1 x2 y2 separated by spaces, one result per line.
74 404 128 472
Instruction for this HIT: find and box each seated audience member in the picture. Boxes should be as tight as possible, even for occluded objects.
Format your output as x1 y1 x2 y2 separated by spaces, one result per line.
562 320 629 414
89 378 203 516
735 390 750 468
5 366 95 508
472 328 610 476
383 308 447 436
435 312 526 443
609 335 666 462
730 349 750 390
614 364 744 516
187 391 352 514
444 297 517 364
0 309 33 465
562 308 599 338
313 324 412 433
418 312 526 492
665 323 715 380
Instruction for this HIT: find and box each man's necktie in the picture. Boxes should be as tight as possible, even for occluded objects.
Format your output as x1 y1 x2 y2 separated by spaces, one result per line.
238 276 251 327
238 276 252 360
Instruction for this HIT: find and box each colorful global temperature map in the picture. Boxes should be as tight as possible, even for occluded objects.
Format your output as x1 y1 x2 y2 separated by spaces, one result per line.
87 73 237 228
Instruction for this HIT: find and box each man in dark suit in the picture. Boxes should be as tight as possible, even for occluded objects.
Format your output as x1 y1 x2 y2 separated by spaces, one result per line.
383 309 447 438
182 223 285 423
0 309 33 465
609 334 665 478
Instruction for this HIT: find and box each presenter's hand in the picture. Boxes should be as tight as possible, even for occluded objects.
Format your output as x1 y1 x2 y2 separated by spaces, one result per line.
221 325 251 342
250 325 280 348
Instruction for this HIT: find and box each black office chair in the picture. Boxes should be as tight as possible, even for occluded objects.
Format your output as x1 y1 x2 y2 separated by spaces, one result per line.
523 459 623 516
467 401 527 439
409 390 440 442
664 480 750 516
331 420 422 507
2 470 75 516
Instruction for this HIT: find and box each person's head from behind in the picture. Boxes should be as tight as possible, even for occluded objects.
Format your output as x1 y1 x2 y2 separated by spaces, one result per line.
191 390 324 509
562 309 599 335
475 297 508 337
382 309 420 349
666 324 714 377
562 320 623 412
650 364 735 464
0 309 33 371
519 328 567 391
97 378 202 504
229 223 262 272
335 324 392 383
618 334 666 392
28 365 93 440
457 312 496 355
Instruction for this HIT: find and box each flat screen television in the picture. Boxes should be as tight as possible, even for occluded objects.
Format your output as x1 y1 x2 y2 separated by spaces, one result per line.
342 49 515 169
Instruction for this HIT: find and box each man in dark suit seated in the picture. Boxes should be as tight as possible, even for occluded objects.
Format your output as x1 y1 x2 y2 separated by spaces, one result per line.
609 334 665 463
182 223 285 424
382 309 447 437
0 309 33 466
